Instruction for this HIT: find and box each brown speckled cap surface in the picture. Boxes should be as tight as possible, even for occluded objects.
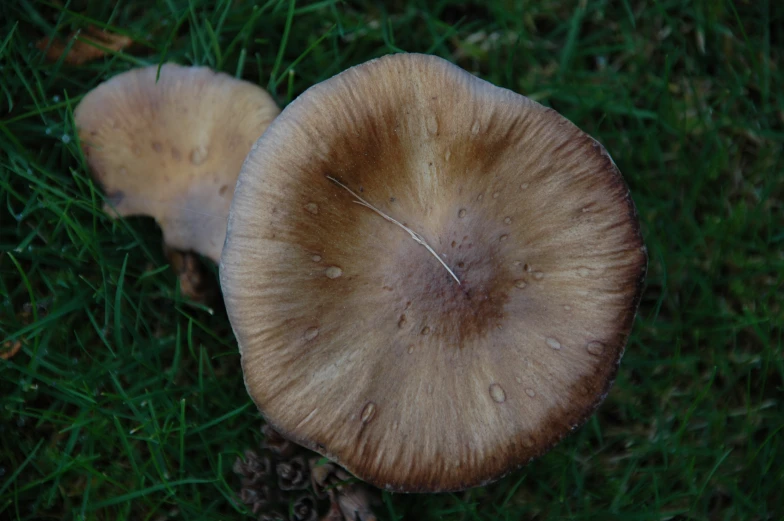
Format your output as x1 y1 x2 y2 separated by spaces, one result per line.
220 53 647 492
75 63 280 262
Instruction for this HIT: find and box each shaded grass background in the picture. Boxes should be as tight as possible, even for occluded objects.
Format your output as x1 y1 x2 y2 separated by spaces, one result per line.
1 0 782 519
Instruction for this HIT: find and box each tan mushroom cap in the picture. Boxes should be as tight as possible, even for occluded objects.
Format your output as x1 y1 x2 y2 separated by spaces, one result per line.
221 53 647 492
75 63 280 263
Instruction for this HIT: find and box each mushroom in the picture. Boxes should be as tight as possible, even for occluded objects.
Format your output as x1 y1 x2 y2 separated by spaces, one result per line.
220 53 647 492
75 63 280 263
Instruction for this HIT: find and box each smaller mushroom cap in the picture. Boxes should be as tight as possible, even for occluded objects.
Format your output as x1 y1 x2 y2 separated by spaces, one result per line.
75 63 280 262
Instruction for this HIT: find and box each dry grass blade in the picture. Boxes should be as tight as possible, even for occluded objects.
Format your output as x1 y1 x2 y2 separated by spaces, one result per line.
326 175 461 285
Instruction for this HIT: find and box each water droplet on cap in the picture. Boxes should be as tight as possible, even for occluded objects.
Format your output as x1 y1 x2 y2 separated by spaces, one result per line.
360 402 377 424
586 341 605 356
489 383 506 403
427 114 438 134
325 266 343 279
190 145 208 165
304 327 319 341
546 337 561 350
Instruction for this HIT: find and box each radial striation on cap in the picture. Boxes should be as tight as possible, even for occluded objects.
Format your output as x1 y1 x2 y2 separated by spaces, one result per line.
75 63 280 263
221 53 647 492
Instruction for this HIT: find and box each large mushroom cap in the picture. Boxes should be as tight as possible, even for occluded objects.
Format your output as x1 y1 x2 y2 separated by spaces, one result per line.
75 63 280 262
221 53 647 492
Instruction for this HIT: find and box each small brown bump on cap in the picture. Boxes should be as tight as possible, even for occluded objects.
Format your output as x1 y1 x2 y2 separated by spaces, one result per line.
222 53 646 493
75 63 280 263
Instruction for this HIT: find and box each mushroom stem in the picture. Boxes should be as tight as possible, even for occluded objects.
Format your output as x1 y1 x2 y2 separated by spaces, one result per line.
326 175 461 285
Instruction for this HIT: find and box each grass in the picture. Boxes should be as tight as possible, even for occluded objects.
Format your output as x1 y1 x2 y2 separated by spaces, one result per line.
1 0 782 519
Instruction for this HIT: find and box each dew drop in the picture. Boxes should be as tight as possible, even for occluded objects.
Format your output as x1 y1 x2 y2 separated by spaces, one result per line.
61 134 71 144
421 326 431 336
546 337 561 350
398 314 407 328
427 114 439 134
311 255 322 262
525 388 536 398
492 191 500 199
445 149 452 161
514 280 527 289
190 145 209 165
533 271 544 280
563 304 572 311
577 267 591 277
499 234 509 242
476 193 484 201
325 266 343 279
360 402 377 424
304 202 319 215
458 209 467 218
515 376 523 384
504 216 512 224
489 383 506 403
471 120 481 135
586 341 605 356
520 183 529 190
407 344 414 354
304 327 319 341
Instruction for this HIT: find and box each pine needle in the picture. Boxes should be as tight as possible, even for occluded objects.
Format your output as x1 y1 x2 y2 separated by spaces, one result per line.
326 176 461 285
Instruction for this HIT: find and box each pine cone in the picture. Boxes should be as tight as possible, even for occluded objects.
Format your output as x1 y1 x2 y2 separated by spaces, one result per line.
234 449 272 486
277 456 309 490
232 422 378 520
292 494 319 521
309 460 378 521
261 423 297 457
309 460 334 499
239 483 271 514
